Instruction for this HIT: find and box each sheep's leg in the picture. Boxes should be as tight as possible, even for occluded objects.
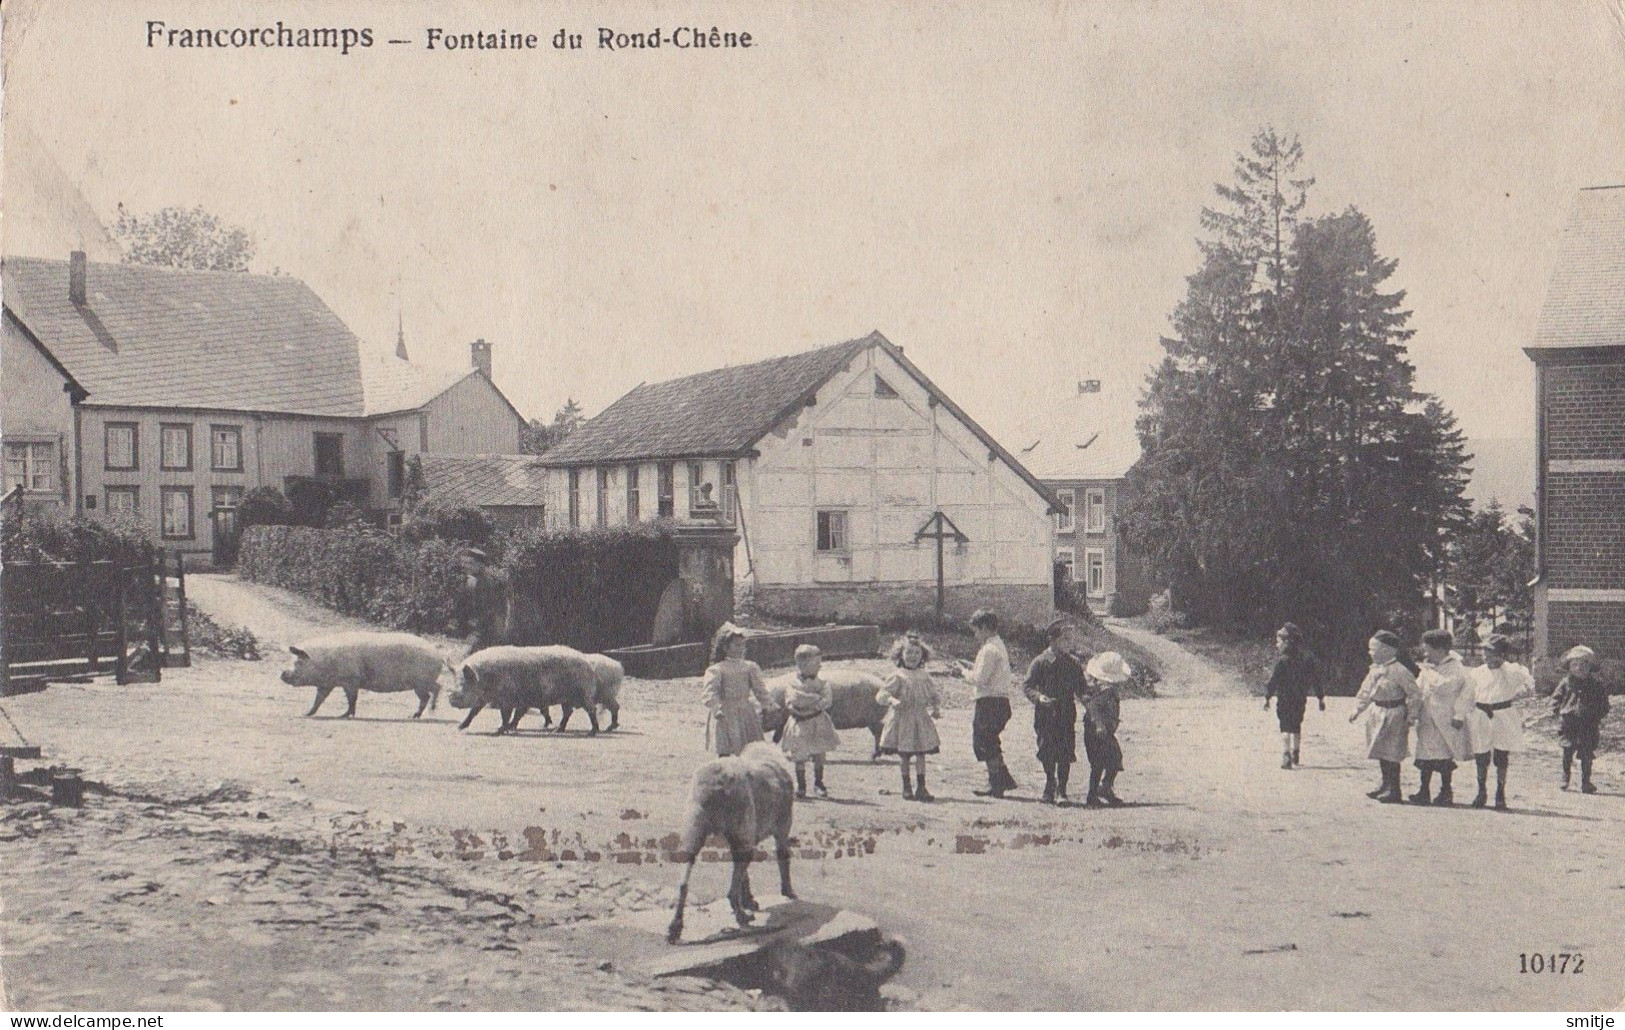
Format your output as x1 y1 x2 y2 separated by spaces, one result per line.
603 701 619 732
556 705 574 733
871 725 883 761
776 830 795 900
541 706 554 728
583 703 601 737
458 702 486 730
508 707 527 732
306 686 336 717
342 686 360 718
412 689 431 718
667 856 697 944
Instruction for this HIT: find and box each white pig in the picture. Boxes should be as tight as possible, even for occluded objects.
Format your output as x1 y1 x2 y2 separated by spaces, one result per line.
280 631 448 719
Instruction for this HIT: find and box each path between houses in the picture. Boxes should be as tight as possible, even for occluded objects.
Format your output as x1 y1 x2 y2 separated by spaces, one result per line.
186 573 466 658
1105 617 1248 699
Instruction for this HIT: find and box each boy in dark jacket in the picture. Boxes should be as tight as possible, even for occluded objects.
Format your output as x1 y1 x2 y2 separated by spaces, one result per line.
1552 645 1611 794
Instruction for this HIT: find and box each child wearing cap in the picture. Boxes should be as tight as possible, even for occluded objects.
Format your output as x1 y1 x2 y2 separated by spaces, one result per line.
877 631 943 801
1411 629 1474 806
1263 622 1324 769
1082 652 1132 806
1551 645 1610 794
1023 617 1091 805
782 644 841 797
1465 634 1536 809
1348 629 1421 804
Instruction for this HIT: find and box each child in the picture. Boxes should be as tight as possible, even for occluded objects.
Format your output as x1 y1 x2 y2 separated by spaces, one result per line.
1082 652 1132 806
782 644 841 797
1465 633 1536 809
1263 622 1324 769
1023 617 1090 805
1551 645 1610 794
1411 628 1474 806
1348 629 1421 804
877 631 943 801
701 623 776 757
957 609 1019 798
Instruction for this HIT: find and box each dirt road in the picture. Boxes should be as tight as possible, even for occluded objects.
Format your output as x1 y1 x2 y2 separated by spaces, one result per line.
3 575 1621 1010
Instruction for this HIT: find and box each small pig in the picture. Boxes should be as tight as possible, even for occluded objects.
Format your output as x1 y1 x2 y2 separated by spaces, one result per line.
450 645 601 735
280 631 448 719
499 650 624 733
761 666 889 759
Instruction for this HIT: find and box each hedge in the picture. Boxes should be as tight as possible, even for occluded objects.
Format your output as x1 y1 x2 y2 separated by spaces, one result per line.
238 525 465 634
238 521 683 649
2 508 155 566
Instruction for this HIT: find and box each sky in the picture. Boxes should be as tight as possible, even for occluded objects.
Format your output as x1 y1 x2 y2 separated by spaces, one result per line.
5 0 1624 450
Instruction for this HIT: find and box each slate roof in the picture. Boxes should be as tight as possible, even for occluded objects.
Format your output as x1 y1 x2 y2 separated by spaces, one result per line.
417 453 549 508
1530 186 1625 351
542 335 873 464
359 349 478 416
543 330 1063 512
2 256 366 415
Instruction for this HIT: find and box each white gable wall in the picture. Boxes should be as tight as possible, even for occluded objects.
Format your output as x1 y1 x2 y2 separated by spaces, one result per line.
743 344 1054 625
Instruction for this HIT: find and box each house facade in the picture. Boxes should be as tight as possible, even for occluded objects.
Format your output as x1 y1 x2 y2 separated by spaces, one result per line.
1525 186 1625 665
2 253 525 561
1014 382 1150 616
540 332 1063 627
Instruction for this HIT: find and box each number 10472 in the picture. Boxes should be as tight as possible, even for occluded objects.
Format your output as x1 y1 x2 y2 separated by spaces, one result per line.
1520 953 1584 974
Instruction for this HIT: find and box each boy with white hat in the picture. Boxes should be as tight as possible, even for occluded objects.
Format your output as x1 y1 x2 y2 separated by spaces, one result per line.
1082 652 1133 807
1466 634 1536 809
1551 644 1610 794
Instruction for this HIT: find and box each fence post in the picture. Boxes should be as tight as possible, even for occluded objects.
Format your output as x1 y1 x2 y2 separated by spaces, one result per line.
114 568 129 685
174 551 191 663
83 560 100 673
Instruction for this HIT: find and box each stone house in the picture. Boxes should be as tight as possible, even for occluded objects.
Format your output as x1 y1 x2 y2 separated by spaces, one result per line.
1524 186 1625 668
1014 381 1150 615
1 252 525 561
539 331 1064 626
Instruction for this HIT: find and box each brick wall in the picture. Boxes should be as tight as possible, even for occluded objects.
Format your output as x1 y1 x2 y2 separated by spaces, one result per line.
1547 601 1625 665
1544 472 1625 588
754 583 1054 631
1544 363 1625 461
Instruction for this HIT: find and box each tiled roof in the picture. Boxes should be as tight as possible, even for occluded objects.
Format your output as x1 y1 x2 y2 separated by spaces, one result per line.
417 453 550 508
541 335 873 464
1531 186 1625 350
2 256 365 415
360 349 476 416
1012 393 1142 481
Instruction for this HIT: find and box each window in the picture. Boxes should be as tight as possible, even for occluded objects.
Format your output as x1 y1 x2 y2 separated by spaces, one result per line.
4 441 56 493
105 423 138 471
211 486 244 510
596 468 611 528
160 424 193 471
1086 548 1106 598
874 375 899 398
160 486 193 539
314 433 344 478
720 461 737 522
385 512 403 535
105 487 138 516
1055 489 1075 533
816 510 849 552
567 469 581 528
1085 488 1107 534
626 467 641 523
1055 547 1075 581
386 451 406 500
657 463 675 518
688 461 709 513
210 425 243 471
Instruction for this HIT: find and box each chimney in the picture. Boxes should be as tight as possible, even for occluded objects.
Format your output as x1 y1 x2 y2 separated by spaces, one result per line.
1077 379 1101 395
470 338 493 379
69 250 87 306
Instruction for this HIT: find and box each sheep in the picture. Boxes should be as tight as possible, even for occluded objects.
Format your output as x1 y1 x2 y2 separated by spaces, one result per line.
667 741 796 943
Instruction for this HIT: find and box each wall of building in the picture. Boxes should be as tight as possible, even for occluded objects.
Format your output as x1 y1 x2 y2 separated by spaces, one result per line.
1535 356 1625 661
753 583 1054 630
79 405 364 553
545 457 727 530
361 412 427 511
746 345 1053 606
424 375 523 455
1 313 75 510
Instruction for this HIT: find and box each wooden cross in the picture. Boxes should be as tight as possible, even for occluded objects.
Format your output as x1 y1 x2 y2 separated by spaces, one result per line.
914 511 969 617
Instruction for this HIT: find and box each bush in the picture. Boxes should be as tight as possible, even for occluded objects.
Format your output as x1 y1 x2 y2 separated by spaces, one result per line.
401 490 497 551
185 601 262 660
1146 590 1188 634
239 487 294 530
1 507 153 565
505 522 681 651
285 478 335 527
324 500 368 529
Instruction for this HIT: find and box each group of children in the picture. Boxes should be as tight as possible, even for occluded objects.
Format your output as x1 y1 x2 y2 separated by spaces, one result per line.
699 614 1134 808
1266 623 1612 808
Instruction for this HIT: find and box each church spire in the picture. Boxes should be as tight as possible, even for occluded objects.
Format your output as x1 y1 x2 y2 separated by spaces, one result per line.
395 310 408 361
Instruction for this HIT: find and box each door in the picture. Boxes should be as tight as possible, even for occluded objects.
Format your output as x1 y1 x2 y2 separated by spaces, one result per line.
211 506 240 565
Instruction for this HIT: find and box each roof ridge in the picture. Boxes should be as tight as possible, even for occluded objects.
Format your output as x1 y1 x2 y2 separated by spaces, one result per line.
624 335 872 394
1578 184 1625 191
3 254 298 284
